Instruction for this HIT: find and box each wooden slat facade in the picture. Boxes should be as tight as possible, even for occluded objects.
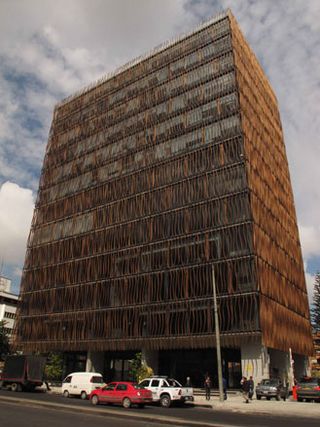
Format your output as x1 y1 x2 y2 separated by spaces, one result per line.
229 12 313 354
14 11 313 356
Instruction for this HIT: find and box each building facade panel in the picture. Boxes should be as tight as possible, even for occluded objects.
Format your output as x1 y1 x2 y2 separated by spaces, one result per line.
229 12 313 354
15 10 312 372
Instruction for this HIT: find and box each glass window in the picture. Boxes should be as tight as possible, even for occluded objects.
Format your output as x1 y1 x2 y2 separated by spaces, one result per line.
91 376 104 383
139 380 150 387
116 384 128 391
63 376 72 383
151 379 160 387
105 383 116 390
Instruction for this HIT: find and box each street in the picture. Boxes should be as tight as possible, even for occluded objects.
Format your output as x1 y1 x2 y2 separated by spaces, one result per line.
0 389 319 427
0 401 172 427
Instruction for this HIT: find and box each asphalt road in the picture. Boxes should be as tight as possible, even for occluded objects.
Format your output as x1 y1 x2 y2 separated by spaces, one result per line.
0 389 319 427
0 401 175 427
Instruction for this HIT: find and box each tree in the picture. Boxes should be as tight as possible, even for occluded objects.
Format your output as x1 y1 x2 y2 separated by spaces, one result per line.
311 272 320 331
0 320 10 360
45 352 64 382
129 352 153 382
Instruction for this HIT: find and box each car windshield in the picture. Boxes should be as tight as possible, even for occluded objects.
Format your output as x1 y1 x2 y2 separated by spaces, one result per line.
261 380 279 386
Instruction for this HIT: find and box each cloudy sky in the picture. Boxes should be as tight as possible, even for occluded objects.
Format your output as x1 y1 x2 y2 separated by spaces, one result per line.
0 0 319 302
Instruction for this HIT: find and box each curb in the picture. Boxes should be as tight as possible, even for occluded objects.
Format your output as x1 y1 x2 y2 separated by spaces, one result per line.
0 395 225 427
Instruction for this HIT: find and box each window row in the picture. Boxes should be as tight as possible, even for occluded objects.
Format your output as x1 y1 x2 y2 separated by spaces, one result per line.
37 138 244 223
22 259 257 316
47 61 236 170
27 222 253 288
43 88 238 189
32 166 248 247
55 18 231 122
40 114 241 205
29 192 251 267
17 295 259 343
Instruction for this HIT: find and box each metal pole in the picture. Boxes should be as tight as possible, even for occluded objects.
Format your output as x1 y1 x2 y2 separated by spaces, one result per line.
212 264 224 402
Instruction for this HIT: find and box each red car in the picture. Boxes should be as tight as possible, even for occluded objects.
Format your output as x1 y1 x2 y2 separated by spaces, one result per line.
89 381 153 408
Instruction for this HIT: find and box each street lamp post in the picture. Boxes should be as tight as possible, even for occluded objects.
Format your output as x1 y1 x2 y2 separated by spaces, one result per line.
212 264 224 402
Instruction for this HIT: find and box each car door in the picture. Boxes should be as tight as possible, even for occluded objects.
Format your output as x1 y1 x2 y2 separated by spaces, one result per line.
62 375 72 395
114 383 128 404
149 379 161 400
101 383 117 404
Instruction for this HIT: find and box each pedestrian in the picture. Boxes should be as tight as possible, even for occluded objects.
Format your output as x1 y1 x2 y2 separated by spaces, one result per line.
222 377 227 400
242 377 250 403
248 376 254 400
204 374 211 400
185 376 192 387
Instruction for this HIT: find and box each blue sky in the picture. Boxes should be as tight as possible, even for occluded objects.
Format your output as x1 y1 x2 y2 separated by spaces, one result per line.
0 0 319 304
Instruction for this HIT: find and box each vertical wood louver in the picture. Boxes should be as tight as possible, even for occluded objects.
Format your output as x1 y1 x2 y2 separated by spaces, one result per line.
14 11 313 356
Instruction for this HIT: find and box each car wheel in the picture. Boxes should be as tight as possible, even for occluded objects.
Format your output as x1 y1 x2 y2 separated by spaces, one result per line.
138 403 145 409
160 394 171 408
297 397 303 402
91 395 99 405
80 391 87 400
276 395 280 401
63 390 69 398
122 397 131 408
256 395 261 400
11 383 22 392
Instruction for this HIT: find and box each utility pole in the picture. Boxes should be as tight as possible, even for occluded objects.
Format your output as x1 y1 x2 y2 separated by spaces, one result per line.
212 264 224 402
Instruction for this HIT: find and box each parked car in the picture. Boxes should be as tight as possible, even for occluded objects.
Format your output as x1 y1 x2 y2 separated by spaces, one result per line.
138 376 194 407
256 378 288 401
62 372 105 399
296 377 320 402
89 381 153 408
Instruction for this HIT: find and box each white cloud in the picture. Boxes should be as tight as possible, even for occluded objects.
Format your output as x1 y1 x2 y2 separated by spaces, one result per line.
299 224 320 261
0 181 34 266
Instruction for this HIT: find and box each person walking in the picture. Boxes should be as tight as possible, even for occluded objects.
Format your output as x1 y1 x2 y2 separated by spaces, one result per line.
204 374 212 401
248 376 254 400
222 376 227 400
185 376 192 387
242 377 250 403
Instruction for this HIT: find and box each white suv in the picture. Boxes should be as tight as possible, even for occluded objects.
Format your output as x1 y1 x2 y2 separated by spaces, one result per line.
139 376 194 407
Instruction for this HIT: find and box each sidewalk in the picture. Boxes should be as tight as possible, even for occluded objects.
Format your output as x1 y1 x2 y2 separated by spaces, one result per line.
47 386 319 418
192 392 320 417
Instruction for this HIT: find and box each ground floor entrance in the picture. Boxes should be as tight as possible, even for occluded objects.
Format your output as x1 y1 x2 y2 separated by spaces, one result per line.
63 340 309 389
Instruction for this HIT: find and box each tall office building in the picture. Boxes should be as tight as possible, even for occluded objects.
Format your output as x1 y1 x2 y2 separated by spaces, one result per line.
15 10 313 385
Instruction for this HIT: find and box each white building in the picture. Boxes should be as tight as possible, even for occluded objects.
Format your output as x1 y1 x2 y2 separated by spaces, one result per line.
0 276 19 339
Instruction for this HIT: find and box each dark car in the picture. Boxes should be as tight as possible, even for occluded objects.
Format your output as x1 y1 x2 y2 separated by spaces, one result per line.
296 377 320 402
256 379 288 401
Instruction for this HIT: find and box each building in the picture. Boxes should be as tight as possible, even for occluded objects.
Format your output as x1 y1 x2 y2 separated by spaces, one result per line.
0 276 19 339
14 10 313 386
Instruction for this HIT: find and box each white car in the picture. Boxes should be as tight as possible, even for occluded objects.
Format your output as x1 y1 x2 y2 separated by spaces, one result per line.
139 376 194 407
62 372 105 400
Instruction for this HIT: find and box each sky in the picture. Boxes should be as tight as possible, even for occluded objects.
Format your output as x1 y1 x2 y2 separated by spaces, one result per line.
0 0 319 304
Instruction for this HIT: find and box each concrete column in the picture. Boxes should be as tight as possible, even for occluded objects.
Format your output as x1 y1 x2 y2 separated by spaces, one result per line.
241 341 270 385
293 353 310 379
86 351 104 374
141 349 159 375
269 348 293 384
